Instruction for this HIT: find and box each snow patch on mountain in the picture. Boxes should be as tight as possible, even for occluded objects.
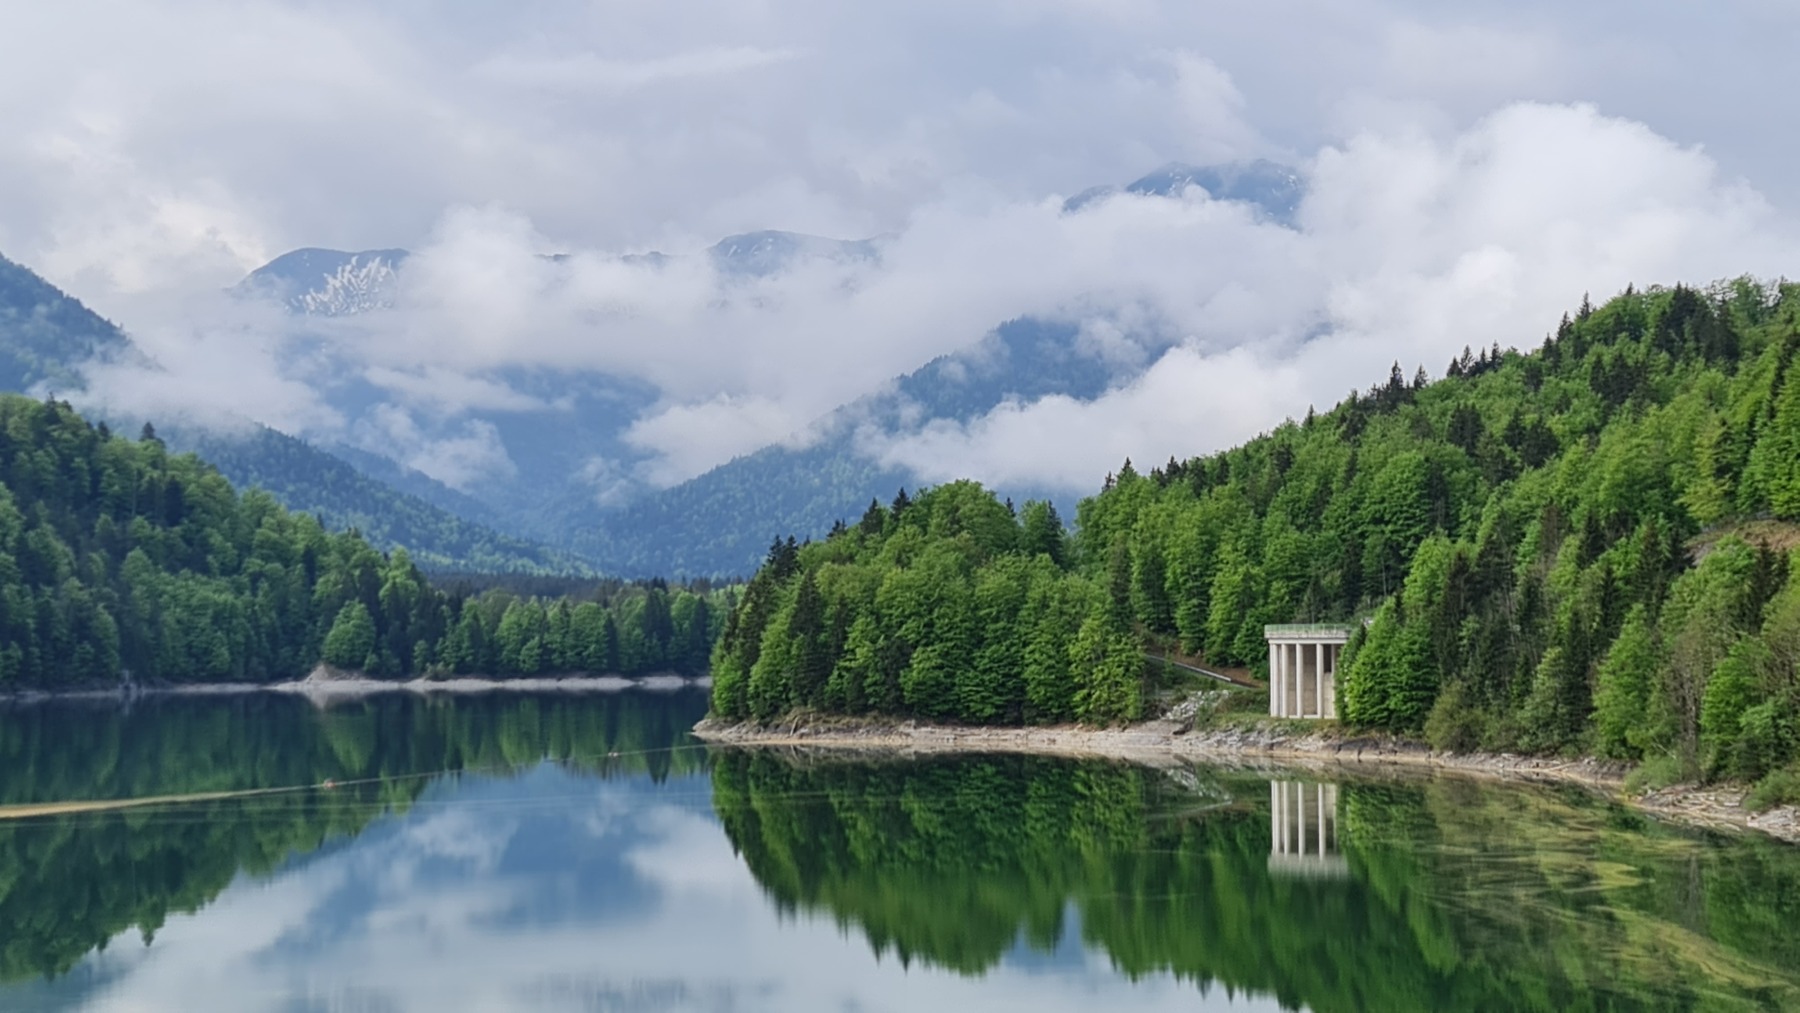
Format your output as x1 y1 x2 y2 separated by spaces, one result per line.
236 247 410 316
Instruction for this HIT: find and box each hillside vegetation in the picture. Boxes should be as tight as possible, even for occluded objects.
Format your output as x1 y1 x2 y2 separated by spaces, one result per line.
181 423 589 574
0 395 724 687
713 279 1800 798
0 252 583 574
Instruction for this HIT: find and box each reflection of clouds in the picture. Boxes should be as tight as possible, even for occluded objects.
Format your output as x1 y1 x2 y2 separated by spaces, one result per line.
578 784 643 841
45 768 1290 1013
622 806 759 897
392 807 516 870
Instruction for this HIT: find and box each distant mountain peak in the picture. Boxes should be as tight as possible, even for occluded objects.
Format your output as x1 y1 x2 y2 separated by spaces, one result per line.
708 230 879 278
237 247 410 316
1064 158 1305 225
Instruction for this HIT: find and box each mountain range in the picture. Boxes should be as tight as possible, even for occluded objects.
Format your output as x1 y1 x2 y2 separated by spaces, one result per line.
0 160 1305 576
0 253 581 573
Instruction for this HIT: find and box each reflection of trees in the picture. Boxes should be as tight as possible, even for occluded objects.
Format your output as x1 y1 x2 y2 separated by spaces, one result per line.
713 754 1800 1012
0 691 709 983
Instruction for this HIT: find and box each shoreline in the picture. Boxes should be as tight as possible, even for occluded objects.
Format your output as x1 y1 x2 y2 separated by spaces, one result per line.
692 715 1800 845
0 668 713 705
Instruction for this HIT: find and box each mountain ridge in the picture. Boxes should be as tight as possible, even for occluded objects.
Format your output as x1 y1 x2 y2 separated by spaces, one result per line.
241 160 1308 575
0 252 584 573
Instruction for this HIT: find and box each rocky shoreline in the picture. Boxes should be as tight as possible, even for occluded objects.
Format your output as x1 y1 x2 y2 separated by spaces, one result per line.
692 715 1800 845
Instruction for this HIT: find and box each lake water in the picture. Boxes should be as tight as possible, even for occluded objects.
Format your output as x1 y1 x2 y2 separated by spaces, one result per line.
0 689 1797 1012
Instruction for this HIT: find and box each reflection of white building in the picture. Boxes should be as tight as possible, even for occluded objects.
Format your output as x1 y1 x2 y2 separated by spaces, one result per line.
1264 624 1350 719
1268 781 1347 878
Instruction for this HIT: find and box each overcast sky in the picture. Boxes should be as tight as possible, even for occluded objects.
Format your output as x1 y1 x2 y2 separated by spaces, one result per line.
6 1 1800 494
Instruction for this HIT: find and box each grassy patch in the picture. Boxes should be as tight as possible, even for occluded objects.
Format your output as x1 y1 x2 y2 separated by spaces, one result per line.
1746 764 1800 812
1624 755 1687 795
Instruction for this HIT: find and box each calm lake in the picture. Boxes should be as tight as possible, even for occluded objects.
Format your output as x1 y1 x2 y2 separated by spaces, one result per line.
0 689 1797 1012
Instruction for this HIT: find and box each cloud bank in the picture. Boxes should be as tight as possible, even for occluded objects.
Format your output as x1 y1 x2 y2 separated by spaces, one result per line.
3 2 1795 497
82 100 1798 497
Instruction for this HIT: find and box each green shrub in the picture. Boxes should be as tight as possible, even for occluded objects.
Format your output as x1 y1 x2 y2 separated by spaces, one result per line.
1624 754 1686 795
1423 680 1486 752
1746 765 1800 812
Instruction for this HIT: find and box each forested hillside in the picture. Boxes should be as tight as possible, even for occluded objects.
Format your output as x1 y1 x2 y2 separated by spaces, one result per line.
0 250 581 574
710 485 1142 725
714 279 1800 797
0 254 133 395
180 424 587 574
0 395 724 687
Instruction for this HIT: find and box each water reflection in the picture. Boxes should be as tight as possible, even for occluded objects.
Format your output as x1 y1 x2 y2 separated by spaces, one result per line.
1268 780 1346 878
0 691 712 990
713 753 1800 1011
0 696 1797 1012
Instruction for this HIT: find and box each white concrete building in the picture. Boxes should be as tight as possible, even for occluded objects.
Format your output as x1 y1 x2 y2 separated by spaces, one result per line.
1265 624 1351 720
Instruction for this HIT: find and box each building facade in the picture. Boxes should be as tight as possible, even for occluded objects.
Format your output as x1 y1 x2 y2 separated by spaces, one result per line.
1264 623 1351 719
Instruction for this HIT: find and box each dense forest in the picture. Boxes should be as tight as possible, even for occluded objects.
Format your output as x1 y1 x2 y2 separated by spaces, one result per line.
709 485 1143 726
0 394 727 686
713 279 1800 797
715 752 1800 1011
179 423 590 575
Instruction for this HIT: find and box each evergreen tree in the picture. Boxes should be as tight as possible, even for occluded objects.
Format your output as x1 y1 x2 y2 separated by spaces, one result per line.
322 602 376 670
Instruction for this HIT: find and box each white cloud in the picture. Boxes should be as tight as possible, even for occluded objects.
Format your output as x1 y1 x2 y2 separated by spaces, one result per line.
357 406 518 491
362 366 554 416
73 98 1797 501
868 102 1794 491
867 346 1303 490
624 395 818 488
474 46 801 93
75 299 342 435
3 2 1796 506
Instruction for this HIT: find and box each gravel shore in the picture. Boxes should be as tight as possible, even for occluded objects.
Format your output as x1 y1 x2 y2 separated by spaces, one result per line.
693 715 1800 845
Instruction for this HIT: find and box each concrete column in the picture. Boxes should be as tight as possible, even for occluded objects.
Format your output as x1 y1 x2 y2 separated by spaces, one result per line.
1315 641 1325 719
1276 641 1288 717
1282 642 1293 718
1296 642 1310 718
1269 643 1278 716
1287 642 1298 717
